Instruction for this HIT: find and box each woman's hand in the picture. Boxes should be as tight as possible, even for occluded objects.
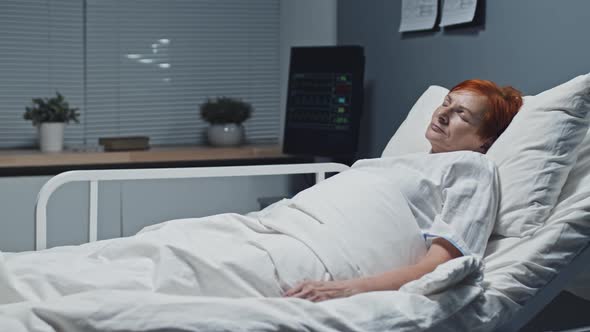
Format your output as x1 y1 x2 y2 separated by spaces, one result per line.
283 279 367 302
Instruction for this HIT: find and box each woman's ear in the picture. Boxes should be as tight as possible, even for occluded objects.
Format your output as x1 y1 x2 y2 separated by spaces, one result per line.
478 136 496 154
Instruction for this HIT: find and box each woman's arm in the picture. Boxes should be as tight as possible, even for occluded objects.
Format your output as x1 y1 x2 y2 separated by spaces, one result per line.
283 238 462 302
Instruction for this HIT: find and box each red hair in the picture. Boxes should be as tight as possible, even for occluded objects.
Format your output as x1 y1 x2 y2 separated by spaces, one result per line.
451 79 523 141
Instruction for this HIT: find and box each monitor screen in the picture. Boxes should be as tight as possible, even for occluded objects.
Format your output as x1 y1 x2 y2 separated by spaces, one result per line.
283 46 365 158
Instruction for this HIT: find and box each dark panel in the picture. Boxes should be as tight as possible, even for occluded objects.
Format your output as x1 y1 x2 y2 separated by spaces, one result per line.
283 46 365 158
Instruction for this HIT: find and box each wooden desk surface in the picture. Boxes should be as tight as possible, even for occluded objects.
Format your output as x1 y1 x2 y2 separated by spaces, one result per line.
0 145 287 168
0 145 308 176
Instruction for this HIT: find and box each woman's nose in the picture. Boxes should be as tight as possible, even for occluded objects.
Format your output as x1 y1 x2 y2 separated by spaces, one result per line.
437 109 449 125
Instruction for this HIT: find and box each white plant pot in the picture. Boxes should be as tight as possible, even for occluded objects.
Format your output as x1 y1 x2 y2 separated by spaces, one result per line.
207 123 245 147
39 122 65 152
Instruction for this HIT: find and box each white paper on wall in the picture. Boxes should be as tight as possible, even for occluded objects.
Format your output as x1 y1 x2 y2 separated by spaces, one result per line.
399 0 438 32
439 0 478 27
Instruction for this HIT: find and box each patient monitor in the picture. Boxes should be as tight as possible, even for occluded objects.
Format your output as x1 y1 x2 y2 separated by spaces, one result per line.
283 46 365 158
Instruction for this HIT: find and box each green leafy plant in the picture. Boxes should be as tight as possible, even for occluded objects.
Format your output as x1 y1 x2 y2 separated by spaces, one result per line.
199 97 252 124
23 92 80 126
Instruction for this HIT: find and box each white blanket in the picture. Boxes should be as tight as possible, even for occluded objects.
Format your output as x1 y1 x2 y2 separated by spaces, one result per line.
0 255 484 332
0 213 330 304
0 212 487 331
0 158 490 331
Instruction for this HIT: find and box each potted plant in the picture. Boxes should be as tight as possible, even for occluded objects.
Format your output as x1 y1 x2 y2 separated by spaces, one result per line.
23 92 80 152
199 96 252 146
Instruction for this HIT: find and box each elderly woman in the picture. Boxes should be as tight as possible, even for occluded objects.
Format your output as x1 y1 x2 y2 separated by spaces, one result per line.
0 79 523 306
283 79 523 301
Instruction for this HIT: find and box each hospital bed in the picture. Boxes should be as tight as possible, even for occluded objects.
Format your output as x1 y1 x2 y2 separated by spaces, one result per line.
26 161 590 332
2 73 589 331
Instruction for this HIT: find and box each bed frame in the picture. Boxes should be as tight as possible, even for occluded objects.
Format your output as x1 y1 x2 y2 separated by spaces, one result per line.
34 163 349 251
33 163 590 332
497 241 590 332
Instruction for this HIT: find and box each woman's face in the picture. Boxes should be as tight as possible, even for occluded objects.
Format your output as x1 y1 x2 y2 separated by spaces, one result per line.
425 90 489 153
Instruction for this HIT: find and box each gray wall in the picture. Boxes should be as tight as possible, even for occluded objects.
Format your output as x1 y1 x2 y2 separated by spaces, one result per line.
338 0 590 158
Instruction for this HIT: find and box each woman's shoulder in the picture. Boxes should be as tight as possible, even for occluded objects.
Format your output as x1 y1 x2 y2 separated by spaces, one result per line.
446 150 493 163
443 150 498 177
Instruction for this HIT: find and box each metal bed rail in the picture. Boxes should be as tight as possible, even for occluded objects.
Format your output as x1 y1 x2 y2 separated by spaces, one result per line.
34 162 349 251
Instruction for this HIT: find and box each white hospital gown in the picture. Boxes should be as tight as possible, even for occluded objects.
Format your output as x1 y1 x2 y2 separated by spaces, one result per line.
257 150 499 282
352 151 500 257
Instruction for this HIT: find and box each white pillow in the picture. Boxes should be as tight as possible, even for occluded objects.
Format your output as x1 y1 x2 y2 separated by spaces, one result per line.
380 74 590 238
483 128 590 304
487 74 590 237
381 85 448 157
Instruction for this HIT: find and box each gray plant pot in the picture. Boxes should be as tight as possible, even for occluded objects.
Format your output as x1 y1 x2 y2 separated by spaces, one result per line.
207 123 245 147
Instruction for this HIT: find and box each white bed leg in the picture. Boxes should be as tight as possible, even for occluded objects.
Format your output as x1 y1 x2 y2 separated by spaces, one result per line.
35 201 47 251
315 172 325 183
89 180 98 243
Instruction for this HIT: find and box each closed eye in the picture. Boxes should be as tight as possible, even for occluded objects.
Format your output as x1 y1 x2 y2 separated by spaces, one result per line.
455 109 470 122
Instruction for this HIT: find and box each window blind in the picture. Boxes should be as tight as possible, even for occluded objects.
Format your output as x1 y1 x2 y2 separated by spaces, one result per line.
0 0 84 148
85 0 281 146
0 0 281 149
